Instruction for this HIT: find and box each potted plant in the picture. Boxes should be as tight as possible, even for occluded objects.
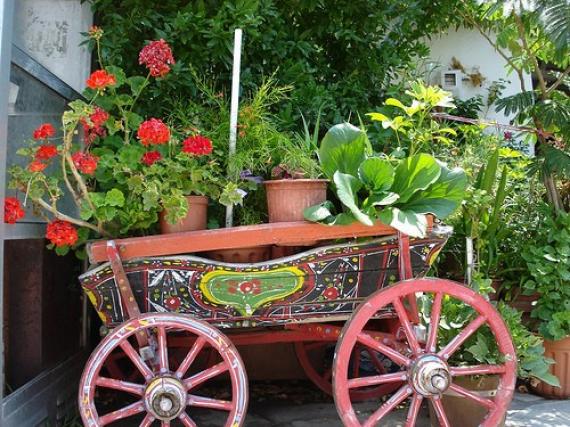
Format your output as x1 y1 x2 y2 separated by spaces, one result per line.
5 27 222 253
520 205 570 398
423 289 558 426
264 112 327 223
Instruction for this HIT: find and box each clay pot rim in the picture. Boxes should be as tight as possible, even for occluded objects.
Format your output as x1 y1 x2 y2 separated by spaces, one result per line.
264 178 329 185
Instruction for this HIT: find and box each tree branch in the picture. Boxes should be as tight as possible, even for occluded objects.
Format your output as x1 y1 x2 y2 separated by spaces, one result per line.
547 65 570 95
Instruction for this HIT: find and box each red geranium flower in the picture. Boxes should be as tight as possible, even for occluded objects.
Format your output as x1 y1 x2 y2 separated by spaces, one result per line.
182 135 213 156
71 152 99 175
28 160 47 172
86 70 116 90
323 287 339 300
35 144 58 160
33 123 56 140
90 107 109 127
46 220 78 247
139 39 175 77
141 150 162 166
4 197 25 224
137 118 170 146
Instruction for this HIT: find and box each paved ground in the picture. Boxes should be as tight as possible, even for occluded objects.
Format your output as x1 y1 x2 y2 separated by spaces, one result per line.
189 383 570 427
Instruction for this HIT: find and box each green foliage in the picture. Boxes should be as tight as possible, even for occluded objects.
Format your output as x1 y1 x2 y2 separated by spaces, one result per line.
419 287 559 386
90 0 466 128
305 121 467 237
521 205 570 340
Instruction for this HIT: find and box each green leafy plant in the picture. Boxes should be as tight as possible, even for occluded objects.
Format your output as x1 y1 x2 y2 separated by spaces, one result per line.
305 120 467 237
6 28 225 253
419 286 559 386
521 205 570 340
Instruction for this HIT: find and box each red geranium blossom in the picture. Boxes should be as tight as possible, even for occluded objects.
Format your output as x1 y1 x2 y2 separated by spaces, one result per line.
86 70 116 90
33 123 56 140
141 150 162 166
137 118 170 146
4 197 25 224
90 107 109 127
71 152 99 175
139 39 175 77
35 144 58 160
88 25 103 40
46 220 78 247
28 160 47 172
182 135 213 156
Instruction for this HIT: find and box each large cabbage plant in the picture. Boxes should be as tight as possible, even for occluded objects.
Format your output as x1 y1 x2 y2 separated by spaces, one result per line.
304 123 467 237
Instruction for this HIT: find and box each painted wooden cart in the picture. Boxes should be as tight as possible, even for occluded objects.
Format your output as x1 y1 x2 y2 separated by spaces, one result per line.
78 220 516 427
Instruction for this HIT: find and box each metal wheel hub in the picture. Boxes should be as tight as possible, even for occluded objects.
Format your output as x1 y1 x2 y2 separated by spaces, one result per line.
144 376 186 420
410 355 451 396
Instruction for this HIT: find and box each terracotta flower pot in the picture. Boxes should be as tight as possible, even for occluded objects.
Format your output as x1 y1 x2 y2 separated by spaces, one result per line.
264 179 328 223
429 376 504 427
532 336 570 399
159 195 208 234
206 245 272 263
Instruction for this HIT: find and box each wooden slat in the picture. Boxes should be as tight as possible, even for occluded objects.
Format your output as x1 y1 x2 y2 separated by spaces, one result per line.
87 220 409 264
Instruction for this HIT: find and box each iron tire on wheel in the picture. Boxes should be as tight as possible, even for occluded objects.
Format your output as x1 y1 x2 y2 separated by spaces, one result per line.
78 313 248 427
333 278 516 427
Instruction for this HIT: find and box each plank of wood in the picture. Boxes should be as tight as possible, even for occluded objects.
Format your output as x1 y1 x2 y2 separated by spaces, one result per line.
87 220 407 264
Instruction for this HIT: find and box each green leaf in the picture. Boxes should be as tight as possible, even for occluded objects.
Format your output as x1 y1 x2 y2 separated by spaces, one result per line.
358 157 394 192
125 111 144 130
390 153 441 204
333 171 373 226
318 123 370 179
378 207 428 238
127 76 148 95
401 163 467 219
367 192 400 206
105 189 125 207
304 201 335 222
105 65 127 87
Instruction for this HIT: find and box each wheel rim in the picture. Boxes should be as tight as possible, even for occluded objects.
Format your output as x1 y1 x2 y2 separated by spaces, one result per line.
79 313 248 426
295 340 401 401
333 278 516 427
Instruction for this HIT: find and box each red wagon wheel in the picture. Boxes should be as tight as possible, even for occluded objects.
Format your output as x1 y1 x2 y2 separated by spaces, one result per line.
79 313 248 426
333 278 516 427
295 341 400 401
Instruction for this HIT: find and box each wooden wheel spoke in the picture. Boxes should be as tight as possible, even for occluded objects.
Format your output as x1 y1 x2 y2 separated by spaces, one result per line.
364 348 386 373
363 385 412 427
140 414 155 427
438 315 486 360
348 372 406 389
157 326 169 373
357 332 410 367
448 383 495 410
183 361 229 391
161 421 170 427
119 340 154 381
95 376 145 396
187 394 233 411
352 347 361 378
393 297 422 355
426 292 443 353
179 412 197 427
450 364 506 376
405 394 423 427
99 400 145 425
324 367 333 381
176 337 206 379
431 397 450 427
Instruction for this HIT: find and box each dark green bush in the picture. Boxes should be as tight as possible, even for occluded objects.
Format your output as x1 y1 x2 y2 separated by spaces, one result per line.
91 0 465 129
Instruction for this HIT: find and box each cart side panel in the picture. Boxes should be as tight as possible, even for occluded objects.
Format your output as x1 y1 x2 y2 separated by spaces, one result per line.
81 232 449 328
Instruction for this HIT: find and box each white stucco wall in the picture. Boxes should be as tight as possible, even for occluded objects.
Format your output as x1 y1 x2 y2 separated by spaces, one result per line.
13 0 92 93
425 28 533 125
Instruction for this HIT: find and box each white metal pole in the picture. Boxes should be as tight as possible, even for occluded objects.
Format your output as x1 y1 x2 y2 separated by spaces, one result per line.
225 28 243 228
